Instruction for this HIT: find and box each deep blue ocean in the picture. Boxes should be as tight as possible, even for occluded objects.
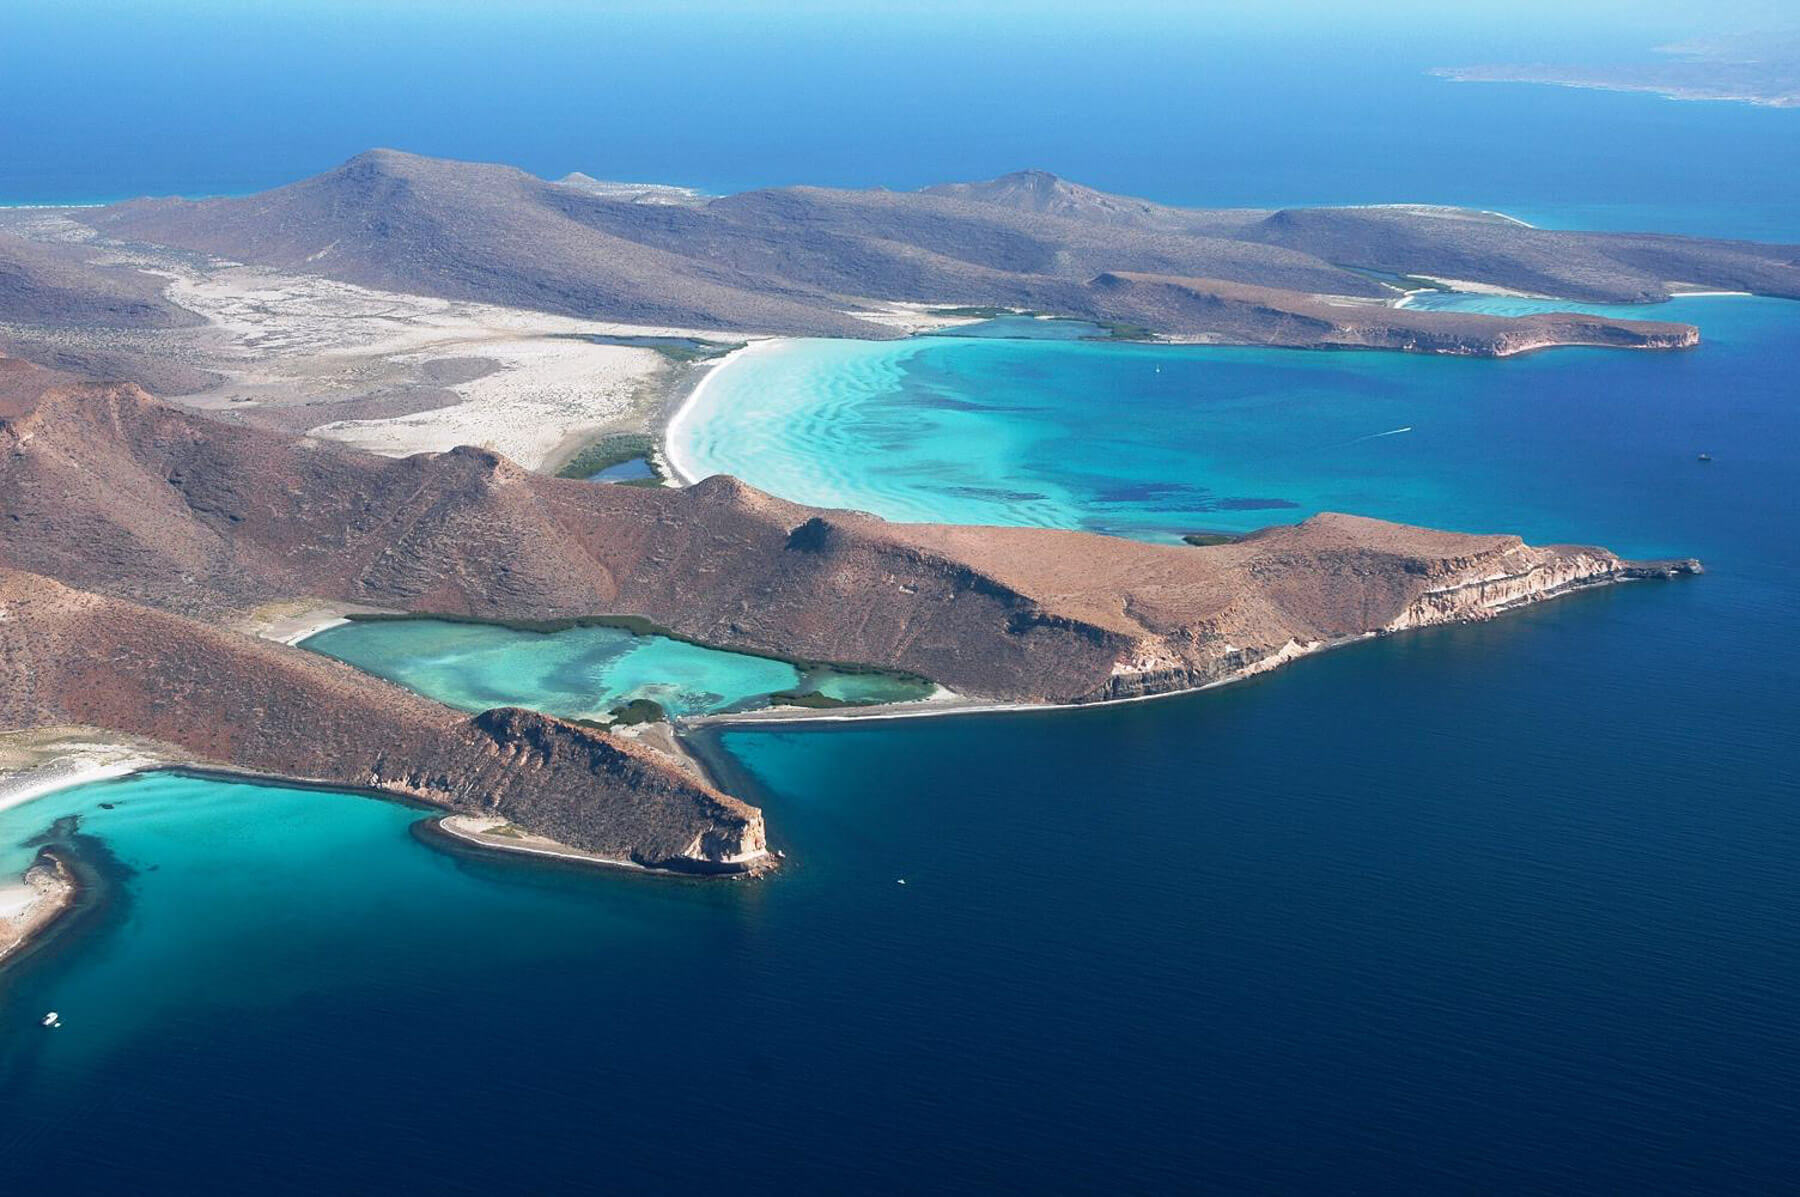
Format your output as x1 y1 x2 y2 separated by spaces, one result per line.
5 5 1800 1191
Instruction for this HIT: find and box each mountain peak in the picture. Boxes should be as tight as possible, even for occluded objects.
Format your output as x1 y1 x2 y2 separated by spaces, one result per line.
920 170 1171 228
337 147 424 172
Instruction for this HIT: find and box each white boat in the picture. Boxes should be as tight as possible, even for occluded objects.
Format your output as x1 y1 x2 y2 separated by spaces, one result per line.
41 1012 60 1028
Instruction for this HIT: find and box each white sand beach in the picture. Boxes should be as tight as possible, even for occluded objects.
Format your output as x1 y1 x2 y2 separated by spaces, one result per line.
436 814 652 872
0 731 170 818
661 338 783 485
231 599 403 646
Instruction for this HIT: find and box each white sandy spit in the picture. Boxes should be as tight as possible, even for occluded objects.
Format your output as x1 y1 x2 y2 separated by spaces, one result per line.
847 300 996 335
1406 276 1555 298
437 814 650 872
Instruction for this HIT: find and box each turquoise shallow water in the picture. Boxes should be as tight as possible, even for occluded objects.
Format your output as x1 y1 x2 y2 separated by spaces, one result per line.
677 296 1789 553
300 619 804 719
299 618 933 717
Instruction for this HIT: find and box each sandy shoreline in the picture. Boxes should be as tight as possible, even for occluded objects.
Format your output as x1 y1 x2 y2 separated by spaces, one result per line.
689 576 1671 730
658 301 983 487
1401 276 1556 299
0 850 78 969
1396 285 1758 311
434 814 651 871
661 337 783 486
233 598 402 646
0 734 170 818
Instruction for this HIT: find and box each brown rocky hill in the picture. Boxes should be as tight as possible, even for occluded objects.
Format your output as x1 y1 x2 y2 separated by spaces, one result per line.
0 567 765 871
0 364 1696 705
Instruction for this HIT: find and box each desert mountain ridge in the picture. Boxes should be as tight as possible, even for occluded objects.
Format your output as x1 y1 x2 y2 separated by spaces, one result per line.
52 149 1796 347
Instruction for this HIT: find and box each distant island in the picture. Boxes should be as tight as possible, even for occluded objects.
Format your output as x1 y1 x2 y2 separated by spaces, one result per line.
1436 35 1800 109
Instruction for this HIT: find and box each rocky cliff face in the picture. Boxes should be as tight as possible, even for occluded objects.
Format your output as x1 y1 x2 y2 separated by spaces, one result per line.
1014 522 1701 702
1385 543 1700 631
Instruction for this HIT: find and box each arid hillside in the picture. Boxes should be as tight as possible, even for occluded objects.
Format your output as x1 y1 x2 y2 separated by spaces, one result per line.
72 151 1800 346
0 361 1697 705
0 568 765 870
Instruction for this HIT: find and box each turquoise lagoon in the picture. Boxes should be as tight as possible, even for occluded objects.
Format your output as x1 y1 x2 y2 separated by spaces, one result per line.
672 295 1782 554
299 618 931 718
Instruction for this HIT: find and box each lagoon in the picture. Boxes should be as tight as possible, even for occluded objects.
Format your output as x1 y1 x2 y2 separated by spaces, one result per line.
673 296 1791 556
299 618 932 719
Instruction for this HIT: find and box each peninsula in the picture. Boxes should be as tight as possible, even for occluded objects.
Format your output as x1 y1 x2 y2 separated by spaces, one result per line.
1436 35 1800 109
0 355 1699 872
